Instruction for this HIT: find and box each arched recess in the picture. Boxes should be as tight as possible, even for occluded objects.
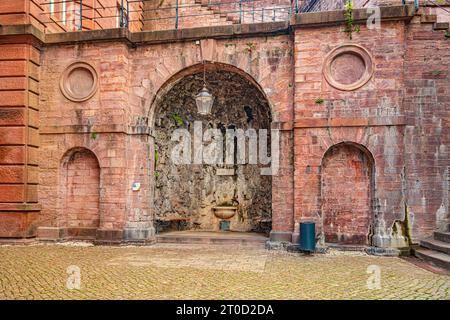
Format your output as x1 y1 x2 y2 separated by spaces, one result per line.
60 147 101 238
150 62 273 234
147 62 274 126
320 142 375 245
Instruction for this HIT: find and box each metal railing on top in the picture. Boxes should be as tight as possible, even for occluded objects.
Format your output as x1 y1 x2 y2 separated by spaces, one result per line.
402 0 420 11
39 0 298 32
39 0 420 33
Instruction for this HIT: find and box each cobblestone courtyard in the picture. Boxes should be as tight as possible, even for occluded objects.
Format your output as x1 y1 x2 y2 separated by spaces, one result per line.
0 243 448 300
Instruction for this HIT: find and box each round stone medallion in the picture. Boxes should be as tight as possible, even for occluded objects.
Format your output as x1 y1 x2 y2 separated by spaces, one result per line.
323 45 373 91
60 62 98 102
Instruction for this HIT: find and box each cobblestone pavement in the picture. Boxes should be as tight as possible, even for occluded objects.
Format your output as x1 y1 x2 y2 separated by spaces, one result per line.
0 243 448 300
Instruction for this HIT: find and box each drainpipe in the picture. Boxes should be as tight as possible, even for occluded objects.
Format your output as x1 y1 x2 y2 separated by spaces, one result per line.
79 0 83 31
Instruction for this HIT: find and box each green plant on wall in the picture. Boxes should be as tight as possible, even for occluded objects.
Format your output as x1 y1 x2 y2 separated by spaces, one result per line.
344 0 360 40
171 113 184 127
315 97 324 105
154 148 159 178
245 42 256 53
90 129 98 140
445 30 449 40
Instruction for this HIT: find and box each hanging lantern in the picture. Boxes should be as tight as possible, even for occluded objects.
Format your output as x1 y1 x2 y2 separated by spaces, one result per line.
195 85 214 115
195 43 214 115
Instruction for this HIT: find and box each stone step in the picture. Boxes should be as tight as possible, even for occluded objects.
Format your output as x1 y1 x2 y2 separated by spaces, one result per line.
434 231 450 243
434 22 449 31
156 232 267 247
420 238 450 255
414 249 450 270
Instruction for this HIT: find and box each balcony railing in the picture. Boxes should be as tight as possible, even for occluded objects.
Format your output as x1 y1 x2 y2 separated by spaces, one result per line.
39 0 299 32
38 0 419 33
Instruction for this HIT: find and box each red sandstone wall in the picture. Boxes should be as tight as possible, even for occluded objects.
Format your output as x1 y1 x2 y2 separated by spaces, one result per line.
37 35 294 240
404 9 450 239
127 37 294 238
293 20 409 247
64 148 100 229
38 42 134 240
2 1 449 245
322 143 373 245
293 8 450 246
0 1 43 237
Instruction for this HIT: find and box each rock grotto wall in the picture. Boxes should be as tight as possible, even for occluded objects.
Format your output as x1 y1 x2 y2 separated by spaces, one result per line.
154 70 272 233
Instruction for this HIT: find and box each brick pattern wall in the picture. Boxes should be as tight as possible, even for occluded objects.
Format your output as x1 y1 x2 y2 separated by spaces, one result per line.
38 42 135 240
36 36 294 240
292 7 450 245
64 149 100 229
1 1 449 245
321 144 373 245
403 9 450 237
0 1 43 237
293 20 409 247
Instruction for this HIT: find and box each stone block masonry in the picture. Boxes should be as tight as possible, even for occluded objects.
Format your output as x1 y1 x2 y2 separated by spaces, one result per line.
0 2 43 237
0 2 448 250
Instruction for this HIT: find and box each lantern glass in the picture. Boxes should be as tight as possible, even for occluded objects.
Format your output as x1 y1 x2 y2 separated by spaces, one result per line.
195 86 214 115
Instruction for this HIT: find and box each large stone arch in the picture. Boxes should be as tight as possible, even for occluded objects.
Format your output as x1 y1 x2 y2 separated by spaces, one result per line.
320 142 376 245
147 62 275 128
150 62 274 234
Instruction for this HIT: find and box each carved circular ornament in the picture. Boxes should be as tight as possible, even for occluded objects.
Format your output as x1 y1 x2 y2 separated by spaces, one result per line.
323 45 374 91
60 62 98 102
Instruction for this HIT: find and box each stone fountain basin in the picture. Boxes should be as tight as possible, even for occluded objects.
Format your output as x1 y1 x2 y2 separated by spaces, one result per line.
213 206 237 220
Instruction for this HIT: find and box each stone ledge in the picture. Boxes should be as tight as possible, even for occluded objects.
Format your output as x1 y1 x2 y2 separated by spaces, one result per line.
0 24 45 43
291 4 416 28
294 116 409 128
286 244 328 254
0 5 415 46
44 21 290 46
0 203 41 212
45 27 132 45
365 246 410 256
269 231 293 242
269 243 410 256
40 124 152 135
265 240 290 250
132 21 289 44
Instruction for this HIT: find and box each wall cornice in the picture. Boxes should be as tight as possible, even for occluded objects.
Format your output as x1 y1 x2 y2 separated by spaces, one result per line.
0 4 416 46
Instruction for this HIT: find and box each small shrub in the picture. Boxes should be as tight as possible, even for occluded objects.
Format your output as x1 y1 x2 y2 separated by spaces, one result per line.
315 97 325 105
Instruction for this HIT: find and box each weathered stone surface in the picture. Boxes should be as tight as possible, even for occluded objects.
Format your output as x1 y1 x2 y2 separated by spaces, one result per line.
0 2 449 253
154 70 272 233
